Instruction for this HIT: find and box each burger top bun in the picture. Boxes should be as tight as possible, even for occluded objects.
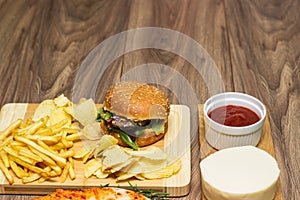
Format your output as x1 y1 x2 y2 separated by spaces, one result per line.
103 81 170 121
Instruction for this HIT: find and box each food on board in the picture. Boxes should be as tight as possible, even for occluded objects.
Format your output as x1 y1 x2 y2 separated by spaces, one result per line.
32 187 150 200
200 146 280 200
97 81 170 150
208 105 260 127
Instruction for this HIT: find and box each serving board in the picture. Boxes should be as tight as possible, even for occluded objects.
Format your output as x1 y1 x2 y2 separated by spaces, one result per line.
0 104 191 197
199 105 283 200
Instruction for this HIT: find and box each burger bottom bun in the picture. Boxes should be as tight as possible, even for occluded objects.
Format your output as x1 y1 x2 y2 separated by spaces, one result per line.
100 121 167 147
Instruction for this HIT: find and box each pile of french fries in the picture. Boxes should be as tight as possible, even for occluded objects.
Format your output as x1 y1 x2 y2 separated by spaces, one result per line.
0 116 82 184
0 94 182 185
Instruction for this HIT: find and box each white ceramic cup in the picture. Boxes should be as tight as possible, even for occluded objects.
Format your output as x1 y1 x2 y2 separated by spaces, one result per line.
203 92 266 150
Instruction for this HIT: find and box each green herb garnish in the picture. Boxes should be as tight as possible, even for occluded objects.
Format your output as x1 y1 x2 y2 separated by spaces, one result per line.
128 182 169 200
96 106 112 122
110 127 139 150
96 106 104 122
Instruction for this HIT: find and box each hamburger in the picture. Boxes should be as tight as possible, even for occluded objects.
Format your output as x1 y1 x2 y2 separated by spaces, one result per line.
97 81 170 150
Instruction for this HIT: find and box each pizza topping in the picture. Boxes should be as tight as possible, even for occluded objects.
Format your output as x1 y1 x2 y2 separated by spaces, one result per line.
32 187 150 200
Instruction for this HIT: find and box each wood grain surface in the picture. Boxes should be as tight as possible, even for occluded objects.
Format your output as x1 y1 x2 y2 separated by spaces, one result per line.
0 0 299 199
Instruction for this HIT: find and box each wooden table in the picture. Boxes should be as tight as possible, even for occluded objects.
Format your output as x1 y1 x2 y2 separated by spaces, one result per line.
0 0 299 199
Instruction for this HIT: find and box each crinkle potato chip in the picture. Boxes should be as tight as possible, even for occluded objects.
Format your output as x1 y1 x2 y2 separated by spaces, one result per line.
93 168 109 179
86 142 182 181
138 157 168 173
84 158 103 178
92 135 118 157
50 108 72 127
140 159 181 179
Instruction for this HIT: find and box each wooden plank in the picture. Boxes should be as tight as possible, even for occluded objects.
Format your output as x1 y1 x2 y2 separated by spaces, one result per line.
199 104 283 199
0 104 190 197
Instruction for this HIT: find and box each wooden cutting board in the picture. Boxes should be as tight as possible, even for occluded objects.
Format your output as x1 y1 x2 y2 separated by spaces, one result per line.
0 104 191 197
198 105 283 200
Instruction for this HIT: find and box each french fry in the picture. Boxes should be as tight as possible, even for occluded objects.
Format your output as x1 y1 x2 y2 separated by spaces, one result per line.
59 150 74 158
14 136 66 167
66 132 80 141
23 120 45 135
0 119 22 140
0 158 14 184
0 95 96 185
9 160 27 178
9 140 26 147
37 176 47 183
48 119 68 130
49 164 62 176
50 141 73 151
61 131 68 147
60 161 70 183
0 135 13 150
0 150 10 168
35 128 53 136
28 147 57 166
68 157 75 180
8 155 48 177
22 173 41 184
36 139 58 155
18 148 43 163
25 135 61 145
62 128 78 134
14 120 45 135
3 146 36 165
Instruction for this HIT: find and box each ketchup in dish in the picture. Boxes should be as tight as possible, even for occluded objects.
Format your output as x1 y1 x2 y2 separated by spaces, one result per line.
208 105 260 127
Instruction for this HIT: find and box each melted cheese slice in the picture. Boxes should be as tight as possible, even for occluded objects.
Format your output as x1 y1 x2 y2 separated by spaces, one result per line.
200 146 280 200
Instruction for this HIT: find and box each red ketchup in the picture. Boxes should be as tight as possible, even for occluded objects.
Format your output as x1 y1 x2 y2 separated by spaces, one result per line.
208 105 260 127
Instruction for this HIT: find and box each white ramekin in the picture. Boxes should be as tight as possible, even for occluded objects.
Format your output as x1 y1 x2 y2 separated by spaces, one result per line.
203 92 266 150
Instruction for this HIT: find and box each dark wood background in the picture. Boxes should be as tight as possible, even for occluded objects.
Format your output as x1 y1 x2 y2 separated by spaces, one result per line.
0 0 299 199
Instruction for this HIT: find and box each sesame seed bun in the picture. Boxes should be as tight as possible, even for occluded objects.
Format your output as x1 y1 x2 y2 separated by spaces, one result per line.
101 81 170 147
103 81 170 120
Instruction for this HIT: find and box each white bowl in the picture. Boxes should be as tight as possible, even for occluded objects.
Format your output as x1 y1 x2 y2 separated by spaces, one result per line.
203 92 266 150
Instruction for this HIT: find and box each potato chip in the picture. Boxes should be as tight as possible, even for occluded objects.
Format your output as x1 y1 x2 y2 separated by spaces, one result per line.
109 157 135 173
140 159 181 179
32 100 56 122
73 148 90 159
84 158 102 178
102 146 131 170
82 122 102 140
138 157 167 173
125 146 167 160
54 94 71 107
116 161 144 181
49 108 72 127
72 98 97 126
92 135 118 157
93 168 109 179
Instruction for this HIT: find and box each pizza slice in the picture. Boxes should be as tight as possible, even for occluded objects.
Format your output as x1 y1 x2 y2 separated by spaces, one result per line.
33 187 150 200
